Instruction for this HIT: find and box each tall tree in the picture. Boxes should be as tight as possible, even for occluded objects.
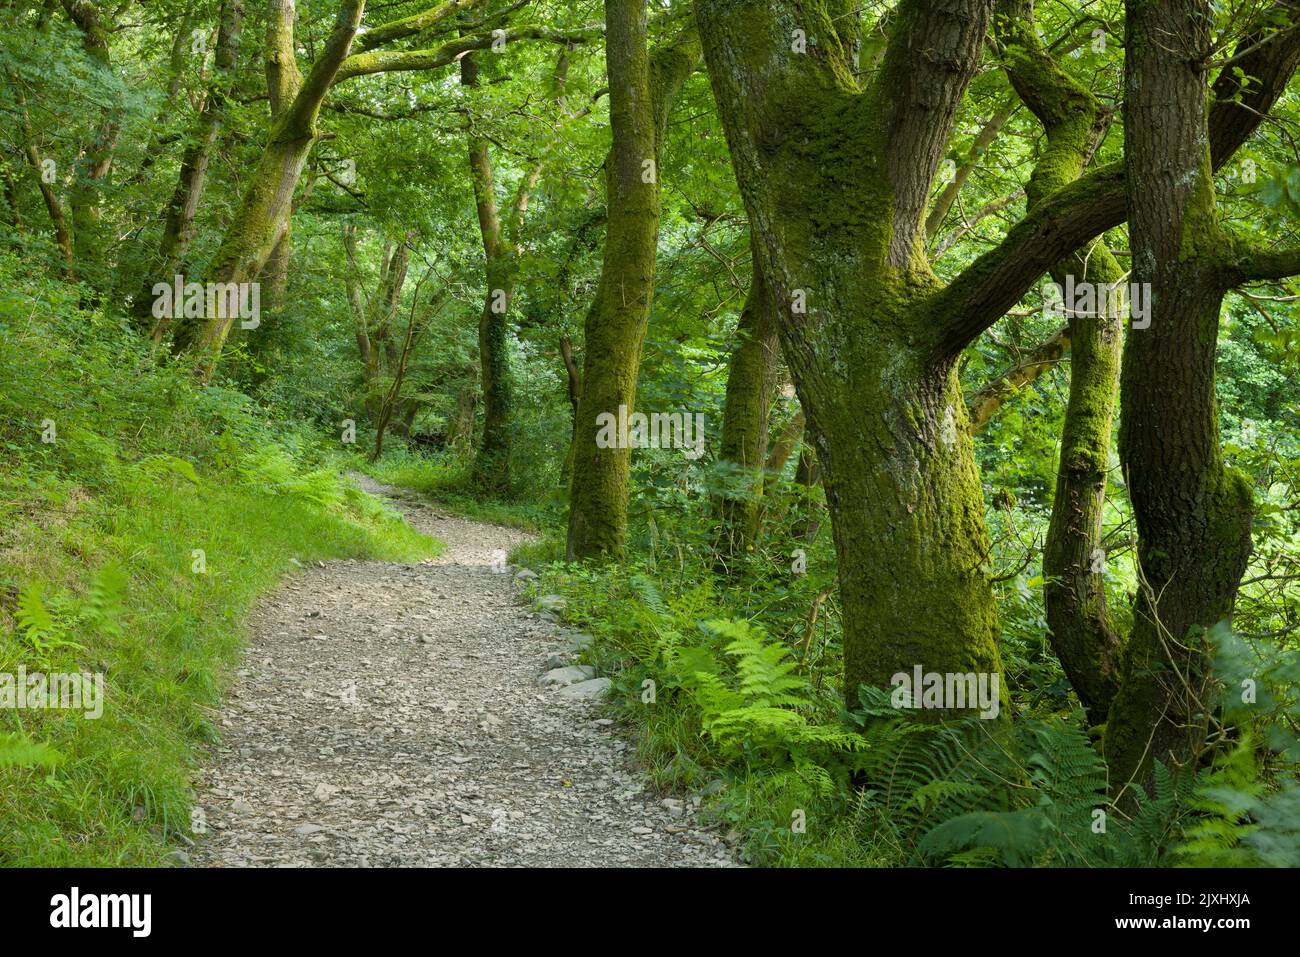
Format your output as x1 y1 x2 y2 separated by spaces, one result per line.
566 10 700 559
148 0 245 339
1105 0 1300 796
996 0 1126 725
696 0 1008 702
180 0 599 379
695 0 1300 710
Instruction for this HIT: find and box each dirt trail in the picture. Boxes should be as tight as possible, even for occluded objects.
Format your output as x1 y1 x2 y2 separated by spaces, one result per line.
190 475 736 867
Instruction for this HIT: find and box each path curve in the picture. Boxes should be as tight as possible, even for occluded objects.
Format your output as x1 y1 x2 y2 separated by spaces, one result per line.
190 475 737 867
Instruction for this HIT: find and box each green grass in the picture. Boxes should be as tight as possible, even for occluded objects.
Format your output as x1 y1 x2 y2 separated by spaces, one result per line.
0 464 438 866
0 255 440 865
361 447 558 532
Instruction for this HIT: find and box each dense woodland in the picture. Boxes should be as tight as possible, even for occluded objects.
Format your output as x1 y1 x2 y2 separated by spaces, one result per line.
2 0 1300 869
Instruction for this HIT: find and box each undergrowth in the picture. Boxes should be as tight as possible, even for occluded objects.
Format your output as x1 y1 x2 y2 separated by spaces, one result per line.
521 554 1300 868
0 255 440 865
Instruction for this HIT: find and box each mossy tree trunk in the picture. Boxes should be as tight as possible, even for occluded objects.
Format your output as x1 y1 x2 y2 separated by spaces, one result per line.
460 49 549 495
566 9 700 559
148 0 245 339
996 0 1125 725
714 248 779 567
187 0 365 379
698 0 1010 701
177 0 599 379
17 99 76 280
697 0 1300 711
1103 0 1284 796
62 0 119 288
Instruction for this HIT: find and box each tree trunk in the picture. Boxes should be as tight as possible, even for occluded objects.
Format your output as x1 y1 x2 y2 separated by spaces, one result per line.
1104 0 1254 796
996 0 1124 725
62 0 120 287
566 10 699 558
185 0 365 379
698 0 1006 703
148 0 244 338
447 377 478 453
714 249 779 566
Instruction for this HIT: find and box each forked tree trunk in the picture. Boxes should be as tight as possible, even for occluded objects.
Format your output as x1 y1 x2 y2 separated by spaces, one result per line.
697 0 1006 701
1104 0 1255 796
187 0 365 379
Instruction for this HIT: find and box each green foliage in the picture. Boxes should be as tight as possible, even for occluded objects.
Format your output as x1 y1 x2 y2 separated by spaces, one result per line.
0 253 440 865
0 733 64 772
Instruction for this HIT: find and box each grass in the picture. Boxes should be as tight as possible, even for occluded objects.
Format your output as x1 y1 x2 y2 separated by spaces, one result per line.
361 447 558 532
0 257 440 865
0 464 438 866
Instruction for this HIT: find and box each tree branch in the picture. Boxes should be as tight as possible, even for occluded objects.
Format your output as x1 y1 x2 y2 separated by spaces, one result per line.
334 23 603 84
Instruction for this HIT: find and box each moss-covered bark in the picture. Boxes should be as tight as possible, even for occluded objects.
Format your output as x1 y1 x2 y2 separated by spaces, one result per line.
698 0 1006 703
566 10 700 558
1104 0 1255 796
187 0 364 379
62 0 119 287
996 0 1125 724
459 48 553 494
148 0 244 338
714 249 779 566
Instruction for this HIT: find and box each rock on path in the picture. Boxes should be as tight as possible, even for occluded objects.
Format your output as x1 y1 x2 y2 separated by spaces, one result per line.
190 474 737 867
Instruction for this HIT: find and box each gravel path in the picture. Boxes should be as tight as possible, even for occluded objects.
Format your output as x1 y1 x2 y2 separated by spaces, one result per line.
190 475 737 867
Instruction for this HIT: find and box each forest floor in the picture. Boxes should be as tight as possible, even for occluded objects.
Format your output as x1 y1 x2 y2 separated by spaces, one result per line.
190 475 737 867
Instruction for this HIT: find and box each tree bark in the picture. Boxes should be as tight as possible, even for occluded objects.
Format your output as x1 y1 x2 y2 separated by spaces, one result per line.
996 0 1125 725
698 0 1006 703
1104 0 1255 797
61 0 119 285
566 10 699 558
148 0 244 338
186 0 365 379
714 246 779 566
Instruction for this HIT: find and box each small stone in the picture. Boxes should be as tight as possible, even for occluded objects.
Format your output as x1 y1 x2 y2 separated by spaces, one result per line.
560 632 595 653
313 783 340 802
557 677 611 701
535 594 566 613
540 665 595 688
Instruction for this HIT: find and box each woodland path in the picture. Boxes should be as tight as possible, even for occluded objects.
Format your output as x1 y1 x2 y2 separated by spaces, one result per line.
190 475 737 867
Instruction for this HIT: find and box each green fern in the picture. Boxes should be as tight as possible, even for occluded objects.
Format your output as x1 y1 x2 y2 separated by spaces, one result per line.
1174 735 1263 866
0 732 64 770
681 619 865 777
14 583 84 658
80 561 128 639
